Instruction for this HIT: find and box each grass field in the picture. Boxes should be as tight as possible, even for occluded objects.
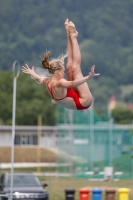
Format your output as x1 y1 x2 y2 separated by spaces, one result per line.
39 176 133 200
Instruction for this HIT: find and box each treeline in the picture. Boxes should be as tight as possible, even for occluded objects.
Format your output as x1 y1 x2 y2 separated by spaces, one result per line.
0 70 133 125
0 70 56 125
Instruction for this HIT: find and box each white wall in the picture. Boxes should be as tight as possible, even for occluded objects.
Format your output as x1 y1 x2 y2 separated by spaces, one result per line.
0 133 12 146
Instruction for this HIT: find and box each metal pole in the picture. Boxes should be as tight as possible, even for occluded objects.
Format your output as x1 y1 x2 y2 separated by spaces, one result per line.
132 119 133 179
69 109 74 176
109 118 113 166
89 97 94 171
37 115 42 173
10 60 20 200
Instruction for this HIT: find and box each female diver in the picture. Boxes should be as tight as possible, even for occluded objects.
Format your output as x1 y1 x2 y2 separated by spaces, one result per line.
22 19 100 110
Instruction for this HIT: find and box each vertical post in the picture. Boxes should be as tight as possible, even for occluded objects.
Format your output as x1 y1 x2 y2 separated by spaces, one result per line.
109 118 113 166
131 119 133 178
89 97 94 171
69 109 74 176
10 60 20 200
37 115 42 173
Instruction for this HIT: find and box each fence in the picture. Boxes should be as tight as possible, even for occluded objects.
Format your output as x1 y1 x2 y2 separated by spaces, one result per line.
56 105 133 179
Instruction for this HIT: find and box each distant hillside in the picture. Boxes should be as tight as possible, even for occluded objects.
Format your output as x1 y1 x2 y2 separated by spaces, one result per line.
0 0 133 83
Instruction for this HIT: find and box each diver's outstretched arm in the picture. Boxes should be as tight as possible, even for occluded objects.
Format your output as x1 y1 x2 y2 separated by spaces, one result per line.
57 65 100 88
22 64 45 84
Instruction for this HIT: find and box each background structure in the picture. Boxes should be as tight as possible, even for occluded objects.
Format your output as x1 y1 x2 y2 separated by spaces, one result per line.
57 104 133 179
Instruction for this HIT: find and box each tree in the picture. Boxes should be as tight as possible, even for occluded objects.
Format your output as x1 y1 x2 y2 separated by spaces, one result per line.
112 107 133 124
0 70 56 125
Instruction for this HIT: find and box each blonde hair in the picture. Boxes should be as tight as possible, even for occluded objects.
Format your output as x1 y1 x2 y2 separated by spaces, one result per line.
41 51 67 74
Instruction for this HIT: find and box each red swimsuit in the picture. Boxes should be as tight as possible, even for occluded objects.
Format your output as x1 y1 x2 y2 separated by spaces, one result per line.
47 82 90 110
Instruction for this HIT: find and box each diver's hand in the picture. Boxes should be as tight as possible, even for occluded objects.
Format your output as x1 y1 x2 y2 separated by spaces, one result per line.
88 65 100 78
22 64 35 75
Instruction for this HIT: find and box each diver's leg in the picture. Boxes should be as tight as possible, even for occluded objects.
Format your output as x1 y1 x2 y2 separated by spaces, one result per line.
68 21 92 106
64 19 73 81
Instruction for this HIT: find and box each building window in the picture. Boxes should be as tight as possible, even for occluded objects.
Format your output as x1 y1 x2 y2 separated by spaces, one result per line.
15 135 37 145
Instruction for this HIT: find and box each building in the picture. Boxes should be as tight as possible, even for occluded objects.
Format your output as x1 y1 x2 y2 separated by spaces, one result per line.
0 126 57 147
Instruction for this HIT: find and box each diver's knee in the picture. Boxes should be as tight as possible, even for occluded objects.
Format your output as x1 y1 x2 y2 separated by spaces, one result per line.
66 61 73 69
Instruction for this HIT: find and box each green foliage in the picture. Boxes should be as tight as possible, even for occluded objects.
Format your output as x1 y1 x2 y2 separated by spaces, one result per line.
88 77 121 112
0 0 133 82
112 107 133 124
0 70 56 125
124 92 133 103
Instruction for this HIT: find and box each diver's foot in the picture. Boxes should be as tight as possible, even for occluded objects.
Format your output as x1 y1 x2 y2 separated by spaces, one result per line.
68 21 78 38
64 19 69 35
